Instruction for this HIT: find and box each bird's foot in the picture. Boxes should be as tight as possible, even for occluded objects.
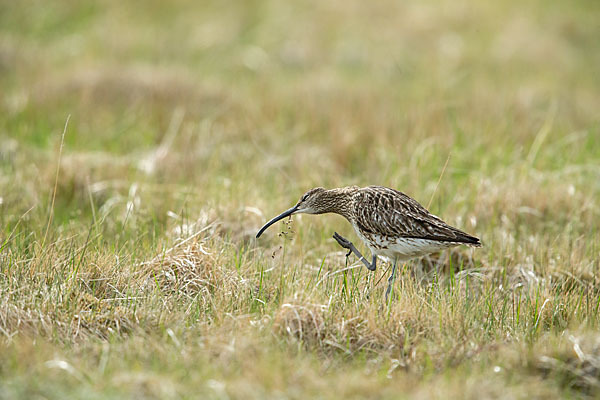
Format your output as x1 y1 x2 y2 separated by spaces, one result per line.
385 283 393 304
333 232 353 258
333 232 376 271
333 232 353 254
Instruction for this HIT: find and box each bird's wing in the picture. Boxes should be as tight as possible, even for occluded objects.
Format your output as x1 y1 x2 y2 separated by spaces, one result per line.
352 186 480 245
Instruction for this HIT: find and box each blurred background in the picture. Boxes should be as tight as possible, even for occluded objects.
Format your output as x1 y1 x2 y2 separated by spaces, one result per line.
1 1 600 397
0 0 599 244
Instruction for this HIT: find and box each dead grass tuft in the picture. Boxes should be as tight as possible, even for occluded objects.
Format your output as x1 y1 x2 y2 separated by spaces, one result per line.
273 300 414 358
140 234 239 299
273 302 327 346
71 300 135 340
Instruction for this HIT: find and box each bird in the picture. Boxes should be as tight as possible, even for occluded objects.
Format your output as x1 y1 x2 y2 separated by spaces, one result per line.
256 185 481 301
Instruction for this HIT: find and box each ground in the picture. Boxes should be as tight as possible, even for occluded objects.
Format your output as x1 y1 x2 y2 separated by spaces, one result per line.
1 0 599 398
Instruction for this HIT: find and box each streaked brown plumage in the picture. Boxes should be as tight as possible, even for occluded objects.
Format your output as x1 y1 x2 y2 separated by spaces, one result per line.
256 185 481 299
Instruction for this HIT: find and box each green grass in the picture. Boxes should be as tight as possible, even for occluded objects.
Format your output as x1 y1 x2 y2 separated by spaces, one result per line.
1 0 600 398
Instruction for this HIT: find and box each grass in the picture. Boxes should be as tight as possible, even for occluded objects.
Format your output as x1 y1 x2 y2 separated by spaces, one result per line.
1 0 600 398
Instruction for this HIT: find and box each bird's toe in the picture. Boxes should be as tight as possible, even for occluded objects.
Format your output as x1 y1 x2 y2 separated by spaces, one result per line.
333 232 351 248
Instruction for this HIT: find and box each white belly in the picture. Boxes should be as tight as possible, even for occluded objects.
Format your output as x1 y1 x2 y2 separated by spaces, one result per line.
352 224 458 261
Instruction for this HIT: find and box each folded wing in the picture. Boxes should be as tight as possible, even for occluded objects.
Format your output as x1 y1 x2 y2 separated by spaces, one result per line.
352 186 481 246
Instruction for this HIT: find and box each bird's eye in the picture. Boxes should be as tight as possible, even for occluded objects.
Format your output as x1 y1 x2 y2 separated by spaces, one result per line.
301 193 309 202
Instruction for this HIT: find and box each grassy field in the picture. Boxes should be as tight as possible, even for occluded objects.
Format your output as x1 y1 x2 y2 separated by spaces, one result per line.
1 0 600 398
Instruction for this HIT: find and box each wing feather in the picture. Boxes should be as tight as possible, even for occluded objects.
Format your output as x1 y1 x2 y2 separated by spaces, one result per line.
352 186 481 245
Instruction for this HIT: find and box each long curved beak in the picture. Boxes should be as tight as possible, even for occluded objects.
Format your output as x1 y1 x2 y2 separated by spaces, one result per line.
256 205 299 238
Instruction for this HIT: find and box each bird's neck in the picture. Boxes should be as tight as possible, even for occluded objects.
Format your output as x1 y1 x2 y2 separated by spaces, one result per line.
319 188 355 220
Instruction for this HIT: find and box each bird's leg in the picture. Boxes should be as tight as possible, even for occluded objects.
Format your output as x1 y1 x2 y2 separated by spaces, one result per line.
385 259 398 303
333 232 376 271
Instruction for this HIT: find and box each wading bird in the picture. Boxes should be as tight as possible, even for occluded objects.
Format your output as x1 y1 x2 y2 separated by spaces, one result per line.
256 186 481 300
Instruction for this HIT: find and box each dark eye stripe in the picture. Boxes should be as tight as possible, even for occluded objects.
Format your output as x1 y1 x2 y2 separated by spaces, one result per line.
302 194 309 201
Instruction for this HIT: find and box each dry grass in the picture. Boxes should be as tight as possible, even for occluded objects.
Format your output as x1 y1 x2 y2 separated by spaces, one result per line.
1 0 599 398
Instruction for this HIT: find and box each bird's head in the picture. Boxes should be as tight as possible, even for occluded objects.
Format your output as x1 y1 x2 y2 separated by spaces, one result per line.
255 187 327 238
